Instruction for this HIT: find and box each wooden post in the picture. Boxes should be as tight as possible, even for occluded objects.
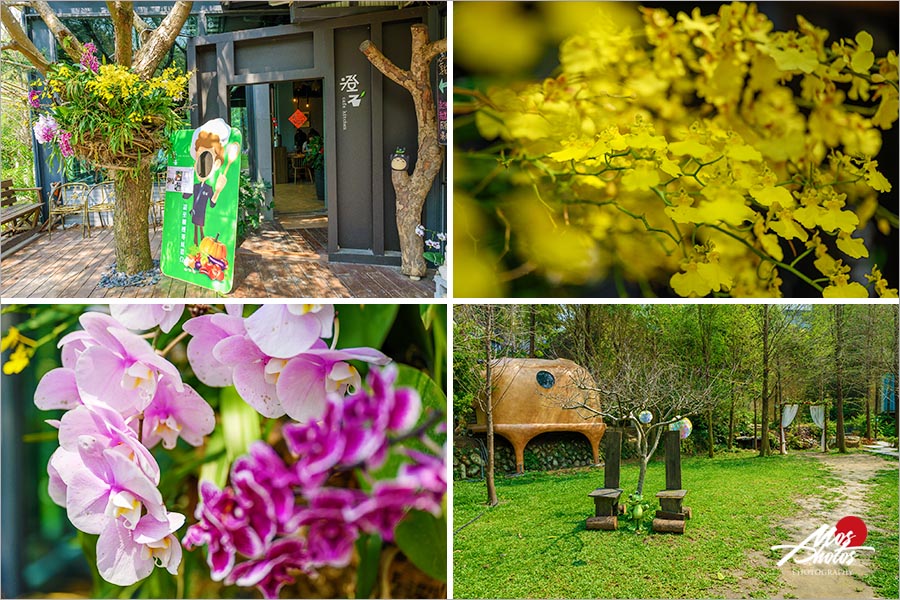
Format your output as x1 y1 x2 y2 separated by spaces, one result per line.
604 429 622 490
665 430 681 491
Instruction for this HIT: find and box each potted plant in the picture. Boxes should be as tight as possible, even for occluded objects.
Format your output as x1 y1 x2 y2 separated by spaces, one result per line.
237 172 272 246
304 135 325 201
416 224 447 296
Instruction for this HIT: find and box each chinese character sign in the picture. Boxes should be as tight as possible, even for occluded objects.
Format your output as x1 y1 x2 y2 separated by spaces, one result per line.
339 73 366 131
437 52 447 145
160 119 242 293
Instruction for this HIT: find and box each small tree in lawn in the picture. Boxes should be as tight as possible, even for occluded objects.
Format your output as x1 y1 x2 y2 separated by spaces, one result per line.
560 348 722 495
1 1 192 275
360 24 445 278
454 304 525 507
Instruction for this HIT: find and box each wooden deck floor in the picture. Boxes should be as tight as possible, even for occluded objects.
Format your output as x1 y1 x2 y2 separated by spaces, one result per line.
0 222 434 299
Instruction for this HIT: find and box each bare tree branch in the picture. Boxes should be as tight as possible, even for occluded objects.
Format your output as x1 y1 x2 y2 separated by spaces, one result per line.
29 0 84 63
1 4 50 75
131 0 191 78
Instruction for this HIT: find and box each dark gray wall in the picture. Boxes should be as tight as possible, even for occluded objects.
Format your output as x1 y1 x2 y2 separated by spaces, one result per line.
334 25 374 251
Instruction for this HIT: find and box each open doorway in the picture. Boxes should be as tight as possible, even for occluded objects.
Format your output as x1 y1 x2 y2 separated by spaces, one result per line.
228 79 326 234
270 79 325 231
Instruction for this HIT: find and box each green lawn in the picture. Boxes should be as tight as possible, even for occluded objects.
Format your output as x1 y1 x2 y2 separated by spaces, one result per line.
860 457 899 600
453 451 838 599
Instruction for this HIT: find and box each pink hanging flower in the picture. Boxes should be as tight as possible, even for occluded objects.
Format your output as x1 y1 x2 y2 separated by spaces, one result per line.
58 130 75 158
28 89 41 109
81 42 100 73
33 114 59 144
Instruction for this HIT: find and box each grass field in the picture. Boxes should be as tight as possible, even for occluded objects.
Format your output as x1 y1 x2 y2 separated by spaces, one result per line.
860 457 899 600
453 451 842 599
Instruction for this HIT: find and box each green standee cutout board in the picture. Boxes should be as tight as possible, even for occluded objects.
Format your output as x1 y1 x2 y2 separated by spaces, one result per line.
160 119 242 294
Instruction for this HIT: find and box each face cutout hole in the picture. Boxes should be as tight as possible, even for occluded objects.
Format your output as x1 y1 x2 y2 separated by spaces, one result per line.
536 370 555 389
198 150 214 177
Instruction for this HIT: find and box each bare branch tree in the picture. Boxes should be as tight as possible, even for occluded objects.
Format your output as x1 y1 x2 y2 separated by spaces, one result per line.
561 344 728 495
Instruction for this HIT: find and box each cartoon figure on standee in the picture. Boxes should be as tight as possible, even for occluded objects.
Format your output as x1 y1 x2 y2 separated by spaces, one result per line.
184 119 236 244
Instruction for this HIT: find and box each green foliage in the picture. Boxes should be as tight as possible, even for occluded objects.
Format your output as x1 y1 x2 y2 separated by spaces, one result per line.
236 173 272 240
859 466 899 599
395 508 447 582
454 452 837 599
304 135 324 171
37 59 189 172
335 305 400 358
354 533 382 599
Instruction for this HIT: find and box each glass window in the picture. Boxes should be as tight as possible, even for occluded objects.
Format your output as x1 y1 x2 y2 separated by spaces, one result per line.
536 370 555 389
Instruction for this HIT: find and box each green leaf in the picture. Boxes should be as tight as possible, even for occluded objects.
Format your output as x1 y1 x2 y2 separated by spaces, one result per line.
333 305 399 351
220 385 261 462
394 363 446 418
354 533 382 599
199 387 260 488
394 509 447 582
198 425 230 489
419 305 446 388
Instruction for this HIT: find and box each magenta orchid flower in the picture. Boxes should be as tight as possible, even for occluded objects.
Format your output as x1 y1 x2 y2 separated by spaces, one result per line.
226 539 310 600
296 487 365 567
109 304 186 333
244 304 334 359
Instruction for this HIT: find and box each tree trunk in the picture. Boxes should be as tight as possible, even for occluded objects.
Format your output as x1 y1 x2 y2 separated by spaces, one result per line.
392 170 427 277
865 392 872 440
834 305 847 453
528 305 536 358
777 365 786 455
0 5 51 75
760 305 771 457
753 394 758 451
360 27 446 278
636 457 650 496
484 305 498 507
727 380 735 451
113 169 153 274
636 432 650 495
893 306 898 446
708 409 714 458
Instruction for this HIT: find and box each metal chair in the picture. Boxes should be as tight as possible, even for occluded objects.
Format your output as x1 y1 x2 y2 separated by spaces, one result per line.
48 182 90 239
151 171 167 230
85 181 115 237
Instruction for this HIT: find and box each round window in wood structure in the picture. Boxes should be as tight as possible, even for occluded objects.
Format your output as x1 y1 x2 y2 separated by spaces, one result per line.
536 370 555 389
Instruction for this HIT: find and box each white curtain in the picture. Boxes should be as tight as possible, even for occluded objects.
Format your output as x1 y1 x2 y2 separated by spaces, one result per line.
810 405 826 451
782 404 799 428
809 405 825 428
